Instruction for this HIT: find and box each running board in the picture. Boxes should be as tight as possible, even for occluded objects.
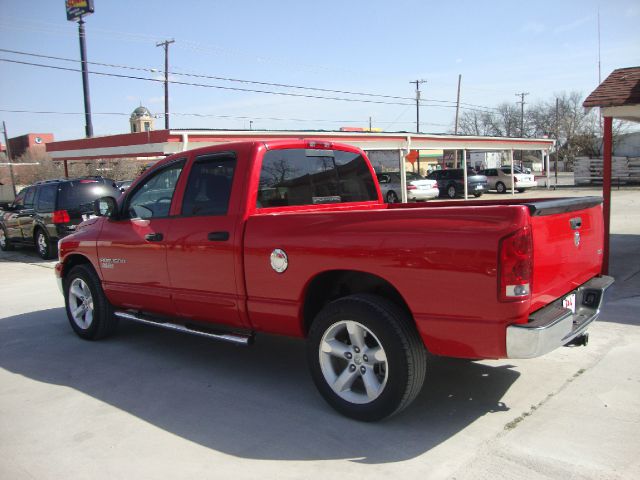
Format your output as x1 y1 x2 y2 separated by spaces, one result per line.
114 311 254 346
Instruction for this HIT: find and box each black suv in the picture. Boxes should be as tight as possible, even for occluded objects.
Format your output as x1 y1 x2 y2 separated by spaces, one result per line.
0 177 119 259
426 169 488 199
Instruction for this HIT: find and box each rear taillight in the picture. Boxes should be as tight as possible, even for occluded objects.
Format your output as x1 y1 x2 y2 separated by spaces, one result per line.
52 210 70 224
514 177 519 183
498 226 533 302
406 185 417 190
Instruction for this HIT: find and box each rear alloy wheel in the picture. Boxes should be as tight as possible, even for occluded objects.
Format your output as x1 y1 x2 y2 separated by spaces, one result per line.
64 264 118 340
496 182 506 194
447 184 457 199
308 294 426 421
386 191 399 203
35 229 54 259
0 226 14 251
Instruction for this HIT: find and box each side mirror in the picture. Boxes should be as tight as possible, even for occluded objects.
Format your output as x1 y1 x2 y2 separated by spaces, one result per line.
93 196 118 219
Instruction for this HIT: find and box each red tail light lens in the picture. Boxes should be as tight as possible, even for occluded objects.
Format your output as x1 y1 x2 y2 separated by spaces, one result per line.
52 210 70 224
498 225 533 302
406 185 417 190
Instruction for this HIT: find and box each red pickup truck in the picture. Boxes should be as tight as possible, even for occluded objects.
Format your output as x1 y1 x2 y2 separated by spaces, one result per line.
55 139 613 421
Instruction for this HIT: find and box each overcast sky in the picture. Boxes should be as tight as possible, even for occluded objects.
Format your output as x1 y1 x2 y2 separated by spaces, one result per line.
1 0 639 140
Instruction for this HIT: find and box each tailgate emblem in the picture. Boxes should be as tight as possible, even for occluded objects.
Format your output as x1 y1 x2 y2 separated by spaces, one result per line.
574 231 581 247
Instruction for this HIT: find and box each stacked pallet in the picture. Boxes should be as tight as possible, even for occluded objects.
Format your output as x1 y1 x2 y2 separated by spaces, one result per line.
574 157 638 185
629 157 640 182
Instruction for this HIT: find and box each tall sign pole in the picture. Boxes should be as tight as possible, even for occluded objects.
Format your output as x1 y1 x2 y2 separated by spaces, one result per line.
66 1 95 138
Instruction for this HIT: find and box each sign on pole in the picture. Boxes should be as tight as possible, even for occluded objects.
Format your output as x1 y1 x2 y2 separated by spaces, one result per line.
65 0 95 21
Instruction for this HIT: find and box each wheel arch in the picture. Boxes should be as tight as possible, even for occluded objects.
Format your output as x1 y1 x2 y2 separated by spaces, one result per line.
60 253 96 280
301 270 413 336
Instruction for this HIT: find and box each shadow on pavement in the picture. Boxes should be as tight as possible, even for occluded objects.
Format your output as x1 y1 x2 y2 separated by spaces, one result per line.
0 308 517 464
600 234 640 327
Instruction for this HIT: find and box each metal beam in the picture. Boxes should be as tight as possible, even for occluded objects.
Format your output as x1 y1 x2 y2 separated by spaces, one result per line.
602 116 612 275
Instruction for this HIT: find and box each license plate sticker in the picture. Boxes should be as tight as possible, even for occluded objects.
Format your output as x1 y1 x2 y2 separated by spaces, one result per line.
563 293 576 313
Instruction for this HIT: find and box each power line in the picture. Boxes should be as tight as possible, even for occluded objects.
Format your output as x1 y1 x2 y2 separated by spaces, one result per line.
0 108 450 127
0 48 500 112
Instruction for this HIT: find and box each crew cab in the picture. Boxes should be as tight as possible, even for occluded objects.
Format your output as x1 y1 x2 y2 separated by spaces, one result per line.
55 140 613 421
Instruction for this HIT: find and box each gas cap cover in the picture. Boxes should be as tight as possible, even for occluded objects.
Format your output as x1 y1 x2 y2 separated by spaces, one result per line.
270 249 288 273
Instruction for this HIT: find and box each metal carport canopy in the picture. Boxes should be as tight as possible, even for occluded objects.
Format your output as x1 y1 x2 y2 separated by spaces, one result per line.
46 130 555 161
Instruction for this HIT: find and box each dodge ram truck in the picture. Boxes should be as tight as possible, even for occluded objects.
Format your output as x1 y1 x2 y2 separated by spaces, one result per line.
55 139 614 421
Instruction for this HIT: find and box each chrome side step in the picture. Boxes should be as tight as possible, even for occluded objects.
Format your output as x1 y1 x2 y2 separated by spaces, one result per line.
114 311 254 346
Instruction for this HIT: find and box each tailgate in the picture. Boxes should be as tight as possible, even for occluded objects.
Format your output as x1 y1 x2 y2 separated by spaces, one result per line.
529 197 604 312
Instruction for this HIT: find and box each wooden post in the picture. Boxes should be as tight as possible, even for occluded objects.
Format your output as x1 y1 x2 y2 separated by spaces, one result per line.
602 116 612 275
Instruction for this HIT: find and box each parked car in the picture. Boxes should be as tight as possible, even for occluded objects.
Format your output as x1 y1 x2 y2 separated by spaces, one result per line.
480 166 538 193
116 180 133 193
376 171 439 203
426 168 488 198
55 140 613 421
0 177 120 259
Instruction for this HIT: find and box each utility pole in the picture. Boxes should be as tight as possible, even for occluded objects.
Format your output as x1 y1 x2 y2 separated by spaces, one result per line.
454 74 462 168
249 120 253 131
156 39 175 130
555 97 559 185
410 79 427 133
78 17 93 137
369 116 372 131
515 92 529 137
2 121 17 197
454 74 462 135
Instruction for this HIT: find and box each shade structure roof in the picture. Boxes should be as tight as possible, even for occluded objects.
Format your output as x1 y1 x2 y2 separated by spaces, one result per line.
46 130 555 161
583 67 640 122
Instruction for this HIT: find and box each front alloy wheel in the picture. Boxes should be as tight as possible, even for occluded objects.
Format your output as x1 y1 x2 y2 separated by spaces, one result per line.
447 185 457 199
68 278 94 329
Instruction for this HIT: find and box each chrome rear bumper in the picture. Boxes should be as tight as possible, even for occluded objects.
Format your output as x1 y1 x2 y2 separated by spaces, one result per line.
506 275 614 359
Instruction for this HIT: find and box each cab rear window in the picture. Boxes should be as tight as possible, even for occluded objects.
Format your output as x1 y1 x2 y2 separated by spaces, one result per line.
257 148 377 208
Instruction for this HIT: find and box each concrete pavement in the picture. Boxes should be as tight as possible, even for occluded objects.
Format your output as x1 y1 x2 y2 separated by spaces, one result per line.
0 188 638 479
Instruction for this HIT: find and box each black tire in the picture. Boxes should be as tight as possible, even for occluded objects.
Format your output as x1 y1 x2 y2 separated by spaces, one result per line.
386 191 399 203
0 226 14 251
473 192 483 198
517 188 526 193
64 264 118 340
496 182 506 194
447 184 457 199
35 228 55 260
307 294 426 421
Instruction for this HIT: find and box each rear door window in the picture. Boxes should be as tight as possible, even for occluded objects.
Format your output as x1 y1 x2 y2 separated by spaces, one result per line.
257 148 377 207
181 153 236 216
36 184 57 212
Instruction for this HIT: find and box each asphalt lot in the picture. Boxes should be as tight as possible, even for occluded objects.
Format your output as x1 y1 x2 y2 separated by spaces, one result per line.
1 188 638 480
